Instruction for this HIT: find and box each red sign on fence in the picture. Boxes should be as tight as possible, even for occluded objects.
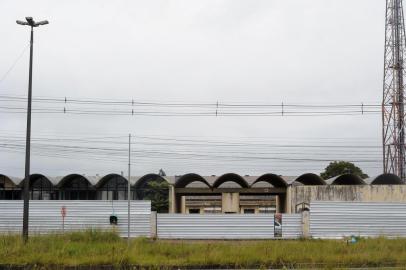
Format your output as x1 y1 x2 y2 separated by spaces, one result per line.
61 206 67 218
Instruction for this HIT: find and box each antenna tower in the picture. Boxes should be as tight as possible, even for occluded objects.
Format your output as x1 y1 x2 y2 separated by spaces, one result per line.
383 0 406 181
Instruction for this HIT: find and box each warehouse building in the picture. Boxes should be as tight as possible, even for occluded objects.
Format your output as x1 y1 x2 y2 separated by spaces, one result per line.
0 172 405 213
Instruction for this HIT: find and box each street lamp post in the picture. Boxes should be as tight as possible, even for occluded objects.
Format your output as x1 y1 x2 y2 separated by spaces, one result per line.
128 134 131 244
16 17 49 243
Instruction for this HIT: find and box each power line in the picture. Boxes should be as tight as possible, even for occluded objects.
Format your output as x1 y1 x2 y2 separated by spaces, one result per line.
0 105 381 117
0 94 382 107
0 140 381 163
0 94 382 117
0 131 382 175
0 44 30 84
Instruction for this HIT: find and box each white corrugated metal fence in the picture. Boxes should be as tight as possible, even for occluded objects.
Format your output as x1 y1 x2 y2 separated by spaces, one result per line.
157 214 275 239
282 214 302 239
0 200 151 237
4 200 406 240
310 201 406 238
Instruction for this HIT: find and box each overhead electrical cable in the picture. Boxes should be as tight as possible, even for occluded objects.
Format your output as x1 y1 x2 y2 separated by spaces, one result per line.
0 94 381 117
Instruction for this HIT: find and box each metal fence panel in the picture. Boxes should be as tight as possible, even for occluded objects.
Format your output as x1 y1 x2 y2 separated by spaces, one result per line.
157 214 274 239
0 200 151 237
282 214 302 239
310 201 406 239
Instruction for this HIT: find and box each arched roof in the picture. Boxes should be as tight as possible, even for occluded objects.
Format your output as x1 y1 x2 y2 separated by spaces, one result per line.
96 173 128 188
58 174 93 189
2 172 403 189
18 173 54 188
370 173 403 185
295 173 326 185
0 174 19 187
134 173 169 190
213 173 249 188
328 174 366 185
251 173 288 187
175 173 211 188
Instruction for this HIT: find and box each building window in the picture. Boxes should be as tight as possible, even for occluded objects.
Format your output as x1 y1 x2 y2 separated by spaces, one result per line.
259 207 275 214
243 208 255 214
204 207 221 214
189 209 200 214
97 175 128 200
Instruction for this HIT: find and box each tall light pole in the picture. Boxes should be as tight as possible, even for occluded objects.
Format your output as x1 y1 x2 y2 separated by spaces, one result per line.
16 17 49 242
128 134 131 244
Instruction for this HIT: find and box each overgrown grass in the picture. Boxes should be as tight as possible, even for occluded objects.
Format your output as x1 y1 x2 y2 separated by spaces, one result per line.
1 230 406 268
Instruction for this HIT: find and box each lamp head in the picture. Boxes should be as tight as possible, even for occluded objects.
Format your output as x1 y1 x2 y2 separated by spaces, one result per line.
25 17 34 26
16 17 49 27
16 20 29 26
35 20 49 26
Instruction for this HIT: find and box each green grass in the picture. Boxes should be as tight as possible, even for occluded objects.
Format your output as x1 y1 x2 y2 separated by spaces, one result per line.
1 230 406 268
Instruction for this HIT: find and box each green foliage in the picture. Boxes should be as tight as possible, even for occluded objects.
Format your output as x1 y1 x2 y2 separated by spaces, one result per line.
1 232 406 268
143 180 169 213
320 161 369 180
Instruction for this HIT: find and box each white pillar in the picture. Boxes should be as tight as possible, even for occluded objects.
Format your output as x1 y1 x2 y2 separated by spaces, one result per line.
286 185 292 214
168 184 176 213
301 209 310 238
221 192 240 213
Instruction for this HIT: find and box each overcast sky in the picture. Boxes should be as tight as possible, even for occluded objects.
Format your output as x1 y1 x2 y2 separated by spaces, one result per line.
0 0 385 178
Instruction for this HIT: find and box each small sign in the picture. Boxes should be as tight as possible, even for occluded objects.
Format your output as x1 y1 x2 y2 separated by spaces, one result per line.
61 206 67 233
274 213 282 237
110 215 118 225
61 206 67 218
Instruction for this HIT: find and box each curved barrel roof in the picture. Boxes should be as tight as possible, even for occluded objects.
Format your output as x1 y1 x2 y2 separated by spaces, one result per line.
1 172 403 188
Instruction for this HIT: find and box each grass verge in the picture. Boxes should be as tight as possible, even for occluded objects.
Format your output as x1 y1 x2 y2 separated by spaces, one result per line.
1 230 406 268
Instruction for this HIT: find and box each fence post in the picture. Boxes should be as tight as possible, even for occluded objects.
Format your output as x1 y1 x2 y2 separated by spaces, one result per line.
301 209 310 238
151 211 157 238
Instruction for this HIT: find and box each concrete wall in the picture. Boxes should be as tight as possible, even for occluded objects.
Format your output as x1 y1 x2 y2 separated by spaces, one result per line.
222 193 240 213
290 185 406 213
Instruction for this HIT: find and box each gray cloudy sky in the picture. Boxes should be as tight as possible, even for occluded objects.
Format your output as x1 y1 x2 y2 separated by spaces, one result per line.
0 0 385 178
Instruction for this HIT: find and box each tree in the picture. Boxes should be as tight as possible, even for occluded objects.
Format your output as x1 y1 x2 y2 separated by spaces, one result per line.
320 161 369 180
142 180 169 213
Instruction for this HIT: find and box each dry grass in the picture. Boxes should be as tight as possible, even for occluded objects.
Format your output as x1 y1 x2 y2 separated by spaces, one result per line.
1 230 406 268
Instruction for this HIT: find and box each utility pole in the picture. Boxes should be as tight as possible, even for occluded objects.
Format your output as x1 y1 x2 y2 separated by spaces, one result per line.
16 17 49 243
382 0 406 182
127 134 131 244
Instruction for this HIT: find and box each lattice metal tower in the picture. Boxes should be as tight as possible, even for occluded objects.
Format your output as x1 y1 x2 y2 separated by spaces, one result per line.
383 0 406 181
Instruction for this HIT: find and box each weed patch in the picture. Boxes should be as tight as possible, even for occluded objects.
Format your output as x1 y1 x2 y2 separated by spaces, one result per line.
0 231 406 268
